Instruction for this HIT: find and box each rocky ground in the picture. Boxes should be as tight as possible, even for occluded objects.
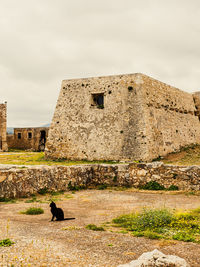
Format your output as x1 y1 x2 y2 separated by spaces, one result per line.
0 189 200 266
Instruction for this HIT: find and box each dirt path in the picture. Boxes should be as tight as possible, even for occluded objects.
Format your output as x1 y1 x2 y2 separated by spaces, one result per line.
0 190 200 266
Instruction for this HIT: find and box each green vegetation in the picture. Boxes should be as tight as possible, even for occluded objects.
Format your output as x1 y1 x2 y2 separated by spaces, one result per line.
97 184 108 190
67 181 86 191
168 185 179 191
64 194 74 199
112 207 200 243
20 207 44 215
3 143 200 166
0 151 117 166
25 196 41 203
140 181 165 190
86 224 105 231
50 190 64 196
0 238 14 247
139 181 179 191
37 187 49 195
0 197 16 203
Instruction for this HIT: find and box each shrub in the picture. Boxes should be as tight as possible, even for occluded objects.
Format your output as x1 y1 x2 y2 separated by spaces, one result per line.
133 208 174 230
140 181 165 190
21 207 44 215
97 184 108 190
112 207 200 243
67 181 86 191
0 238 14 247
86 224 105 231
37 187 49 195
168 185 179 191
0 197 16 203
113 208 174 231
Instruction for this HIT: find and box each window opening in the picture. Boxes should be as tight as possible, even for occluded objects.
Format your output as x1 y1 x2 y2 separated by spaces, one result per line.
91 93 104 109
17 133 21 139
28 132 32 139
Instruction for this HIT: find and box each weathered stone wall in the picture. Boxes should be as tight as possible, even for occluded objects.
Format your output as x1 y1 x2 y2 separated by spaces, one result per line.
0 162 199 198
7 127 49 151
45 73 200 161
46 73 148 161
0 102 8 151
140 74 200 160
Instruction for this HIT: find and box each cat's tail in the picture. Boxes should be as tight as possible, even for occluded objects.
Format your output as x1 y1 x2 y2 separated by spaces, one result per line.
63 218 75 220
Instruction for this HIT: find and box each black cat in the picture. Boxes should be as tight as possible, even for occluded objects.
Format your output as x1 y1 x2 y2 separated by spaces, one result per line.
50 201 75 221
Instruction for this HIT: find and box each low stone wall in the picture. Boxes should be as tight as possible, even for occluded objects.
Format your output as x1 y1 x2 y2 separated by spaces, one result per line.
0 162 200 198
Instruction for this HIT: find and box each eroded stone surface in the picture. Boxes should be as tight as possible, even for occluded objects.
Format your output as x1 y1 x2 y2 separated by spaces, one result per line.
0 102 8 151
118 249 190 267
7 127 49 151
45 73 200 161
0 162 200 198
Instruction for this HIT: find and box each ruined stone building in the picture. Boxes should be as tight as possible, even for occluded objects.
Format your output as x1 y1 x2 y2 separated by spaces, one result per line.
45 73 200 161
0 102 8 151
7 127 49 151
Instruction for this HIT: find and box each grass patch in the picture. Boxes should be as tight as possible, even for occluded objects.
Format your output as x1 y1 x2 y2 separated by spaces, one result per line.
0 197 16 203
0 238 14 247
21 207 44 215
0 151 118 166
86 224 105 231
25 196 41 203
64 194 74 199
139 181 179 191
50 190 64 196
112 207 200 243
62 226 81 231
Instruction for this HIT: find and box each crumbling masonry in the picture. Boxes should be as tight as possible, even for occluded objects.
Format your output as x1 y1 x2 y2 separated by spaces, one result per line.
45 73 200 161
0 102 8 151
7 127 49 151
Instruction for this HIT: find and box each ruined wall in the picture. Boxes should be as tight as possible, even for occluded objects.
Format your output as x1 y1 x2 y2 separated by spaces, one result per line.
45 73 200 161
139 75 200 160
45 73 150 161
7 127 49 151
0 162 199 198
0 102 8 151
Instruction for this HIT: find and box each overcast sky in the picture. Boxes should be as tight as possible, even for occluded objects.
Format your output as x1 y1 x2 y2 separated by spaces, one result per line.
0 0 200 127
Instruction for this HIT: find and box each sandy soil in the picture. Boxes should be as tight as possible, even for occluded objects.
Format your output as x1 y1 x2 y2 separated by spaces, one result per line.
0 189 200 266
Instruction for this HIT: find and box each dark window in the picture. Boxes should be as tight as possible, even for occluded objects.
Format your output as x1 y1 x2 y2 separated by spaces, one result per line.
28 132 32 139
91 93 104 109
17 133 21 139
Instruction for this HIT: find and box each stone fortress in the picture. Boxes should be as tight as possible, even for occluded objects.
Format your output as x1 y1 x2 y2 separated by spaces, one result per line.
45 73 200 161
7 127 49 151
0 102 8 151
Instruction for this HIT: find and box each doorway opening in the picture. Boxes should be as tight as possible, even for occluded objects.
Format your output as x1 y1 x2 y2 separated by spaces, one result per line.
38 130 46 151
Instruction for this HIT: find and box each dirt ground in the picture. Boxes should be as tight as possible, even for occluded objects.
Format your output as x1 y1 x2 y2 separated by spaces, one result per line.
0 189 200 267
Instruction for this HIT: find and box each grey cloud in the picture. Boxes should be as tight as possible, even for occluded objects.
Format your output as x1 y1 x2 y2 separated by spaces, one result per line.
0 0 200 126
